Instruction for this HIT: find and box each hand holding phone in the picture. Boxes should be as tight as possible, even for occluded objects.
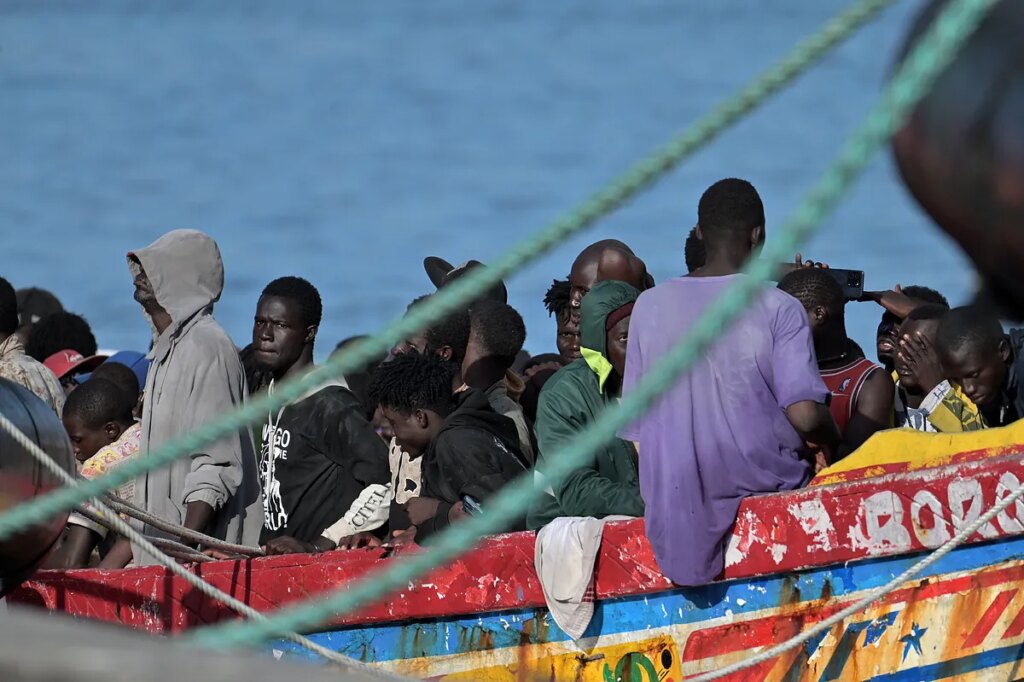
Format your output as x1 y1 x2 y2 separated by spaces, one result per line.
826 268 865 301
776 262 865 301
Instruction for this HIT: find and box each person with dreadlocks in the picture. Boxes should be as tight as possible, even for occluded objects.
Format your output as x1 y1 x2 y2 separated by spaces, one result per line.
519 280 583 426
284 295 475 553
371 352 528 544
778 268 894 457
937 305 1024 427
892 304 985 432
544 279 581 365
247 277 390 554
384 294 471 529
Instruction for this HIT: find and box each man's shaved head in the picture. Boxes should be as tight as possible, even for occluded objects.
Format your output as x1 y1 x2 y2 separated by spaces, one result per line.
568 240 649 315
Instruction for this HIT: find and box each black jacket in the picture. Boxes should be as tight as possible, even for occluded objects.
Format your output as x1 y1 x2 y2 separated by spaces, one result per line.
259 384 390 544
417 389 528 539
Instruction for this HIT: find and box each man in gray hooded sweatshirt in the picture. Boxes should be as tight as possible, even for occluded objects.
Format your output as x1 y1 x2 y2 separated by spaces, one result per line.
128 229 262 563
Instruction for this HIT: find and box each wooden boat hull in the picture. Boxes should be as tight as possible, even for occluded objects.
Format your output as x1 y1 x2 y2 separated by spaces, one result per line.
266 539 1024 680
11 430 1024 680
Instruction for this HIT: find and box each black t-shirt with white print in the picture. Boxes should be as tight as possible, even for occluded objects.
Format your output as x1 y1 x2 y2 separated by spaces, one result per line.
259 384 390 544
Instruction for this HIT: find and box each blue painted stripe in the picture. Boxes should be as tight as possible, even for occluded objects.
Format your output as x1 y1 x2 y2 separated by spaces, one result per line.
267 536 1024 665
867 642 1024 680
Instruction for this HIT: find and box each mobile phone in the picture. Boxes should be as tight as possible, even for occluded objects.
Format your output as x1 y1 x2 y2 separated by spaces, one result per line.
461 495 483 516
827 268 865 301
775 264 865 301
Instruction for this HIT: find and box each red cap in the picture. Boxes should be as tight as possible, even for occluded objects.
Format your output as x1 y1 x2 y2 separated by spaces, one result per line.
43 350 107 380
605 301 636 331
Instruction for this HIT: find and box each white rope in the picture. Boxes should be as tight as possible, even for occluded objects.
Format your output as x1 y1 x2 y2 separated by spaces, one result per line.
0 412 408 680
689 468 1024 681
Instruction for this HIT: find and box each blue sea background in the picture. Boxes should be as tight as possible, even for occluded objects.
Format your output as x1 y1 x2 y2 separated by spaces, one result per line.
0 0 972 361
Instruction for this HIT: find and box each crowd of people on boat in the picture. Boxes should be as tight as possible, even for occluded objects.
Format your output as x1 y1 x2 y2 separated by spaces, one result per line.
4 177 1024 586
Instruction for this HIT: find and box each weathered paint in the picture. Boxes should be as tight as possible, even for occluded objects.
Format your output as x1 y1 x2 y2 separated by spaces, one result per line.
8 439 1024 679
11 452 1024 632
430 635 681 682
813 418 1024 486
265 539 1024 680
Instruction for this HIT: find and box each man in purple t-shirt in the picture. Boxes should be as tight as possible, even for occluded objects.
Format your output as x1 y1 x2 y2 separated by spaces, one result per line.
619 179 840 587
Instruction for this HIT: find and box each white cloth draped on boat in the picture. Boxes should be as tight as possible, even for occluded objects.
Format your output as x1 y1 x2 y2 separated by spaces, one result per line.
534 515 633 640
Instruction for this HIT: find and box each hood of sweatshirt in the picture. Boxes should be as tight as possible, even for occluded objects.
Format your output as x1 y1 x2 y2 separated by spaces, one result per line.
441 388 527 467
579 279 640 393
128 229 224 334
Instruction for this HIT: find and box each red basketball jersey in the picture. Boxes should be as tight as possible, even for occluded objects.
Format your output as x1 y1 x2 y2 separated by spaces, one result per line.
820 357 881 435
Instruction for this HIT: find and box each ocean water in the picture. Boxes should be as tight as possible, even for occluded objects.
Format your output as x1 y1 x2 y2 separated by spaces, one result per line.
0 0 972 360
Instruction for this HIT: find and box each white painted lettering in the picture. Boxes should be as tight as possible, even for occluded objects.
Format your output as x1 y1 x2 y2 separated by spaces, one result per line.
851 491 911 554
948 479 999 539
996 473 1024 534
788 499 836 552
910 490 952 548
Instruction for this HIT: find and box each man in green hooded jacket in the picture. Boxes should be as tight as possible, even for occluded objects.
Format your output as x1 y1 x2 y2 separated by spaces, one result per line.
527 280 643 530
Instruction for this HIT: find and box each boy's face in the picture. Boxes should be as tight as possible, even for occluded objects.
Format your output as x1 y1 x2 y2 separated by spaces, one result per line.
382 406 433 457
62 415 116 463
941 338 1010 408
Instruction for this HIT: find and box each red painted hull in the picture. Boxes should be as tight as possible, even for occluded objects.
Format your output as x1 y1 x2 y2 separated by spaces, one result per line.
11 448 1024 634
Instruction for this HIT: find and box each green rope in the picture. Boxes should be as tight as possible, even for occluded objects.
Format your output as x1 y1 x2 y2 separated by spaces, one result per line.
190 0 995 651
0 0 899 543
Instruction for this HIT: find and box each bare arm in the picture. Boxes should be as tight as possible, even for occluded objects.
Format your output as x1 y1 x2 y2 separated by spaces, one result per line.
97 537 133 569
43 526 101 569
839 370 895 458
183 500 215 535
786 400 841 464
859 286 929 320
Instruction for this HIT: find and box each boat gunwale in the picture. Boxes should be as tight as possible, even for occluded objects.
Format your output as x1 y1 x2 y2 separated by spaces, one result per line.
11 447 1024 634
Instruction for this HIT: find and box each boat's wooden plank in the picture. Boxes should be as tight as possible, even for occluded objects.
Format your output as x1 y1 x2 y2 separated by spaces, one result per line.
0 604 385 682
330 547 1024 679
9 452 1024 634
